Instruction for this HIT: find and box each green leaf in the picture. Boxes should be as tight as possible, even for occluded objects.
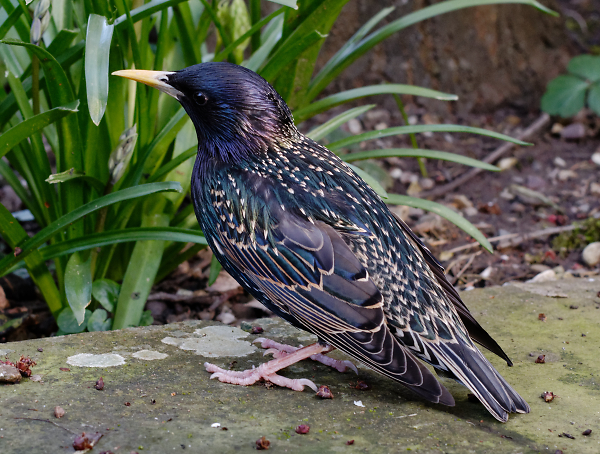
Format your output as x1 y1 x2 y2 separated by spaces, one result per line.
45 168 106 193
0 203 62 316
259 29 327 82
328 124 530 151
385 194 493 253
112 197 170 329
57 308 92 334
92 279 121 312
295 84 457 123
214 8 285 63
208 254 222 286
139 310 154 327
0 6 24 41
267 0 297 8
306 105 375 142
64 228 206 282
0 182 182 276
85 14 115 126
114 0 189 29
0 100 79 160
133 108 187 184
567 55 600 83
148 146 196 183
87 308 112 331
341 148 499 171
587 83 600 116
65 251 93 325
541 75 589 118
347 163 388 199
173 3 202 66
270 0 348 108
244 15 283 73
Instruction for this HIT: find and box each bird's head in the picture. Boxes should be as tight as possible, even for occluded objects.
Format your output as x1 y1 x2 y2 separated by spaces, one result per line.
113 62 297 163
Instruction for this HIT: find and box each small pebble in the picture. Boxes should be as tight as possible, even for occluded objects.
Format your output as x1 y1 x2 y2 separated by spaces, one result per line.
498 157 518 170
582 242 600 267
582 429 592 436
560 122 585 140
0 364 21 383
553 156 566 167
527 269 556 283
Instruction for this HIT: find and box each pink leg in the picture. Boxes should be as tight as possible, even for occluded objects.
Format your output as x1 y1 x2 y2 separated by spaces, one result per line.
254 338 358 374
205 343 330 391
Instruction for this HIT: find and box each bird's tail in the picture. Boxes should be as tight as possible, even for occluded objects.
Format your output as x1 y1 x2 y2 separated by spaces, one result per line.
432 341 530 422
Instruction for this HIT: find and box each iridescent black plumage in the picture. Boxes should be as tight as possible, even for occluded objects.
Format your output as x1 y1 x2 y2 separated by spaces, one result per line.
155 63 529 422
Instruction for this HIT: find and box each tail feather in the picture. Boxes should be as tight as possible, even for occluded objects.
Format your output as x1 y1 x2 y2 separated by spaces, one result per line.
430 340 529 422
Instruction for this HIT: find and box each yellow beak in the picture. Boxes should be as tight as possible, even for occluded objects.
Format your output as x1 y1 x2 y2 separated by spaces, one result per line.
112 69 183 99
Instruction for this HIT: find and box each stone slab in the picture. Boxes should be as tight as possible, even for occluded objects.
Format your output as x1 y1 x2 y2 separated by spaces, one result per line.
0 278 599 453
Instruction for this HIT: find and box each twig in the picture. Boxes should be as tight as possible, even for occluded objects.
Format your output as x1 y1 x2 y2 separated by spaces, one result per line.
421 113 550 198
14 417 77 434
147 291 209 302
450 251 481 284
443 224 577 255
208 288 244 311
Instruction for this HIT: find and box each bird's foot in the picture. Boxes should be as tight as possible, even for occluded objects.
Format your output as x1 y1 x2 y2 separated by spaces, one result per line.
204 342 329 391
254 338 358 375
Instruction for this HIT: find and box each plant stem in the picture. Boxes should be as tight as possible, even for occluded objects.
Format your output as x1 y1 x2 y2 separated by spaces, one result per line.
250 0 261 52
32 55 40 115
394 94 427 178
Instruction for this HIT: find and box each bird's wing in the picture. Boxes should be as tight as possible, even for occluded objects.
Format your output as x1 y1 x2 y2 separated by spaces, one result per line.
390 213 512 365
208 176 453 405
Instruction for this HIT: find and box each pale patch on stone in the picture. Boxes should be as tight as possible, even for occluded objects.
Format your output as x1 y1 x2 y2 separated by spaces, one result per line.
0 348 14 356
161 325 256 358
66 353 126 367
132 350 168 360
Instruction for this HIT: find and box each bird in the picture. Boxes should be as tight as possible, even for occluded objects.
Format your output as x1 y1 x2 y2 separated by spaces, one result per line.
113 63 530 422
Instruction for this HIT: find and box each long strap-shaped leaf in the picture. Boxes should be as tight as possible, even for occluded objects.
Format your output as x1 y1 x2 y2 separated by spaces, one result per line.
342 148 499 171
0 204 63 316
327 124 531 151
306 0 558 101
385 194 493 253
306 105 375 141
0 182 182 276
294 84 457 123
0 100 79 160
33 227 208 261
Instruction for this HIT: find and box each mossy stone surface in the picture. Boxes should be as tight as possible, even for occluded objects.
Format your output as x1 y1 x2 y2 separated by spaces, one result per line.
1 278 599 453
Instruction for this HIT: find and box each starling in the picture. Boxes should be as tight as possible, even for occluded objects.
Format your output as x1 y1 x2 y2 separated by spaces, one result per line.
114 63 530 422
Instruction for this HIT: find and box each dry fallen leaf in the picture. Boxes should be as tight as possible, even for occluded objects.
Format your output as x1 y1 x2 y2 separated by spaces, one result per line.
256 436 270 450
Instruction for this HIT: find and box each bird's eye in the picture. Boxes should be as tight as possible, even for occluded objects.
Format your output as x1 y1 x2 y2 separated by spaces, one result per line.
195 92 208 106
